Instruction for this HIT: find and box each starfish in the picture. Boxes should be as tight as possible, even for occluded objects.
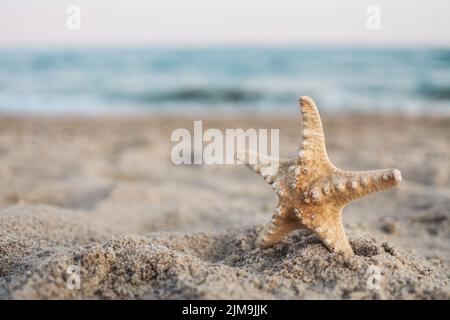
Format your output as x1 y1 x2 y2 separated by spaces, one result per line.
236 96 402 256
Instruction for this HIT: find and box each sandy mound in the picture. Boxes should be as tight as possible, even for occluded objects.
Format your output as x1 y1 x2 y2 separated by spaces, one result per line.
0 205 448 299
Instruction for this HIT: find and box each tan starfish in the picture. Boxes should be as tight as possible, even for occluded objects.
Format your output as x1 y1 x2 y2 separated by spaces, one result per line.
236 96 402 256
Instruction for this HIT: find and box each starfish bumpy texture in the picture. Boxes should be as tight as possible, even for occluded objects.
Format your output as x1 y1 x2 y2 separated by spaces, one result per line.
236 96 402 256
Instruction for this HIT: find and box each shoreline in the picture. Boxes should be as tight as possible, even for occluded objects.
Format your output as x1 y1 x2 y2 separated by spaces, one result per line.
2 108 450 120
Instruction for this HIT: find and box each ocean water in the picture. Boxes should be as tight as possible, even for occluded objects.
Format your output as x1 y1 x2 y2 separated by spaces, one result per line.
0 47 449 115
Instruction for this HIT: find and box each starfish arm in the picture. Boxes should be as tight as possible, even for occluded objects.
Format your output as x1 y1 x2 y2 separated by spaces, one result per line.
235 149 287 184
256 204 302 248
304 205 353 255
330 168 402 205
297 96 330 167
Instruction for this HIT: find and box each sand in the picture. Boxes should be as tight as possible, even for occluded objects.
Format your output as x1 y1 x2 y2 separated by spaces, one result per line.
0 114 449 299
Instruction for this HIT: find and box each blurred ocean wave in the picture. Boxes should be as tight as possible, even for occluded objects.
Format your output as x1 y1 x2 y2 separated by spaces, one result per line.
0 47 449 115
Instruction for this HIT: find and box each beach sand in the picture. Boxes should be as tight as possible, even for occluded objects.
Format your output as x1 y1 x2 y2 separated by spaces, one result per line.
0 113 449 299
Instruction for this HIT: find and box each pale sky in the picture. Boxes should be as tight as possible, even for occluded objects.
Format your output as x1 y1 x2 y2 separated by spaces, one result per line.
1 0 449 47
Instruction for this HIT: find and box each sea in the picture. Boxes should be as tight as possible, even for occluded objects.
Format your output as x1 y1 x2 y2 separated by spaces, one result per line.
0 47 449 115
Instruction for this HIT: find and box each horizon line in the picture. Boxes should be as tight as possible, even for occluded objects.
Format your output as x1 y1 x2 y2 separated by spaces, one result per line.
1 42 450 51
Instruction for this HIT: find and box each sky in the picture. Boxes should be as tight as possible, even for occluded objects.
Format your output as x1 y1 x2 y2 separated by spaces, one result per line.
1 0 449 48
